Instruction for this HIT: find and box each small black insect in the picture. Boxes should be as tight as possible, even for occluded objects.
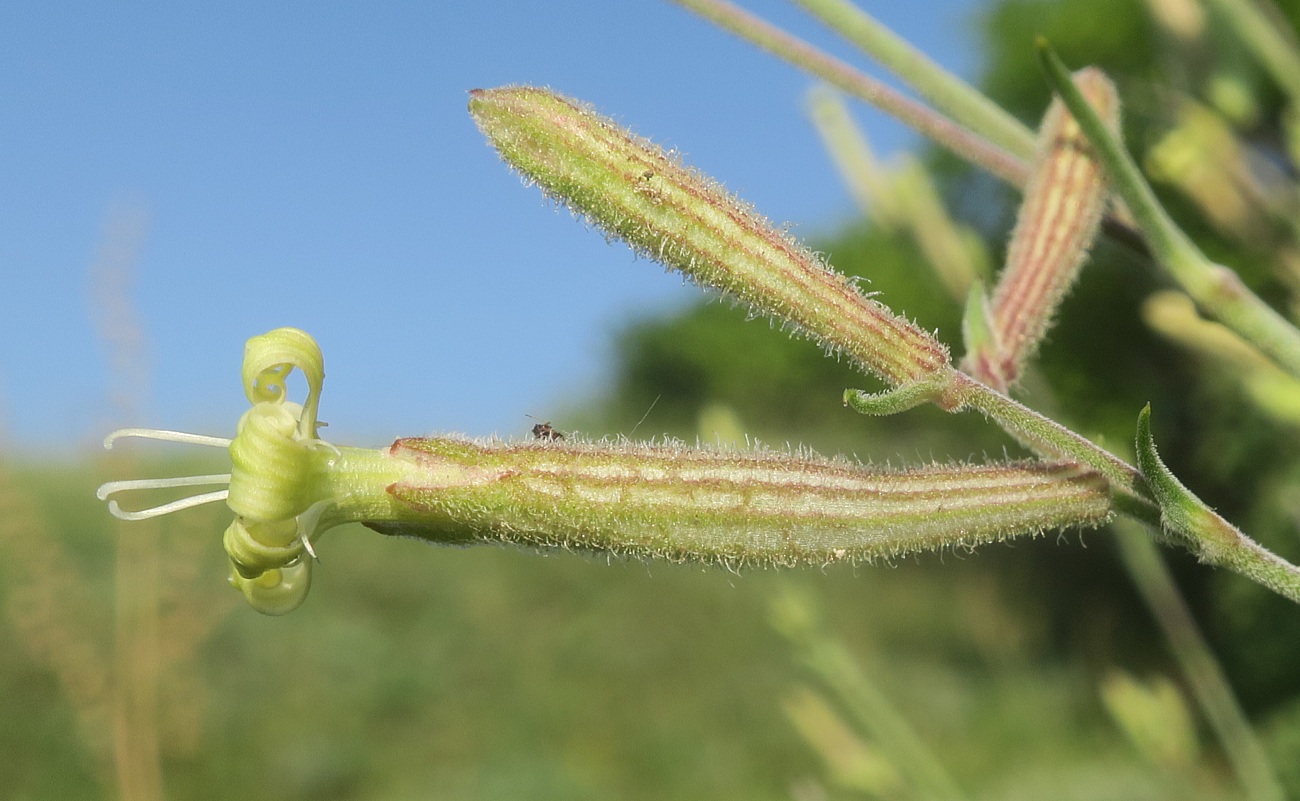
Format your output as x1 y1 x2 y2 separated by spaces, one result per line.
527 415 565 441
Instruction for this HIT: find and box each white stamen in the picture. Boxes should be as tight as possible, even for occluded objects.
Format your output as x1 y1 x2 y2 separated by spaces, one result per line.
107 489 231 521
104 428 233 450
97 474 233 501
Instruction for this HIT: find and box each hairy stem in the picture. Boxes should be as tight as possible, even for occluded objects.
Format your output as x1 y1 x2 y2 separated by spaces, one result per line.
932 372 1152 509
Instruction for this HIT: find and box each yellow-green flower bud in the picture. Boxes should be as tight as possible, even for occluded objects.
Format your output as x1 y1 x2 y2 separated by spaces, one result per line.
470 85 952 391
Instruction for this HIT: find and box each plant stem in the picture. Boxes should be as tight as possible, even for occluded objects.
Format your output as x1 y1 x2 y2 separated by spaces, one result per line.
669 0 1031 187
1113 523 1286 801
773 587 968 801
944 372 1154 512
1203 0 1300 107
945 374 1300 602
793 0 1036 160
807 87 987 300
803 640 966 800
847 371 1161 525
805 85 902 226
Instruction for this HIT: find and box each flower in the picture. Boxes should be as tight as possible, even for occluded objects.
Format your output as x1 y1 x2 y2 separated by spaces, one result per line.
98 327 386 615
100 329 1110 617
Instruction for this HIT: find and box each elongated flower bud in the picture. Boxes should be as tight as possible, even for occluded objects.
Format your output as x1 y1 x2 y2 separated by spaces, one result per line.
470 85 951 390
965 68 1118 391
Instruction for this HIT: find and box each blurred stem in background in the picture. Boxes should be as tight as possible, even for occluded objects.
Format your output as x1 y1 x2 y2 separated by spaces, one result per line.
771 585 968 801
668 0 1032 187
0 459 114 784
806 86 990 303
90 203 165 801
1202 0 1300 107
1114 522 1286 801
792 0 1036 159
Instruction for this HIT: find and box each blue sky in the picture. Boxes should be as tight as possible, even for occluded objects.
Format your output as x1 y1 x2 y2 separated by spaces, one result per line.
0 1 984 456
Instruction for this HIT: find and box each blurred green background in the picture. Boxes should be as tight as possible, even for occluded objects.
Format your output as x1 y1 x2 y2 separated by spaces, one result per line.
6 0 1300 798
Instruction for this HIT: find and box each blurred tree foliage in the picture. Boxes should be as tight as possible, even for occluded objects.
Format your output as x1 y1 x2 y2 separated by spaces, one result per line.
577 0 1300 720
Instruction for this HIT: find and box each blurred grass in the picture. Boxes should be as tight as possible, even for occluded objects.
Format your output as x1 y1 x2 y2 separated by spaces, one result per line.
0 458 1270 800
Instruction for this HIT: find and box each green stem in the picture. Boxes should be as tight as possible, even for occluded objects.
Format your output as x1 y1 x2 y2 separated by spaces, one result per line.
804 640 966 800
845 369 1163 526
806 86 987 299
1113 523 1286 801
941 374 1300 600
950 375 1300 603
946 371 1155 515
669 0 1031 187
793 0 1036 160
773 588 968 801
1203 0 1300 106
1038 40 1300 379
805 85 904 226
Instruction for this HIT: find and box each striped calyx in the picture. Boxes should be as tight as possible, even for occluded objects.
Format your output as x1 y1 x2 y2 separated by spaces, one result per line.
375 437 1112 566
964 68 1118 391
469 85 952 391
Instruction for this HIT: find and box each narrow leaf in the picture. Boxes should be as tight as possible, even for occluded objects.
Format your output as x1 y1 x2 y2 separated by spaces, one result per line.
960 280 1000 384
1136 403 1238 553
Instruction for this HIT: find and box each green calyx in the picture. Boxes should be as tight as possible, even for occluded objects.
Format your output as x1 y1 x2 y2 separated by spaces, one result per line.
469 85 951 390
